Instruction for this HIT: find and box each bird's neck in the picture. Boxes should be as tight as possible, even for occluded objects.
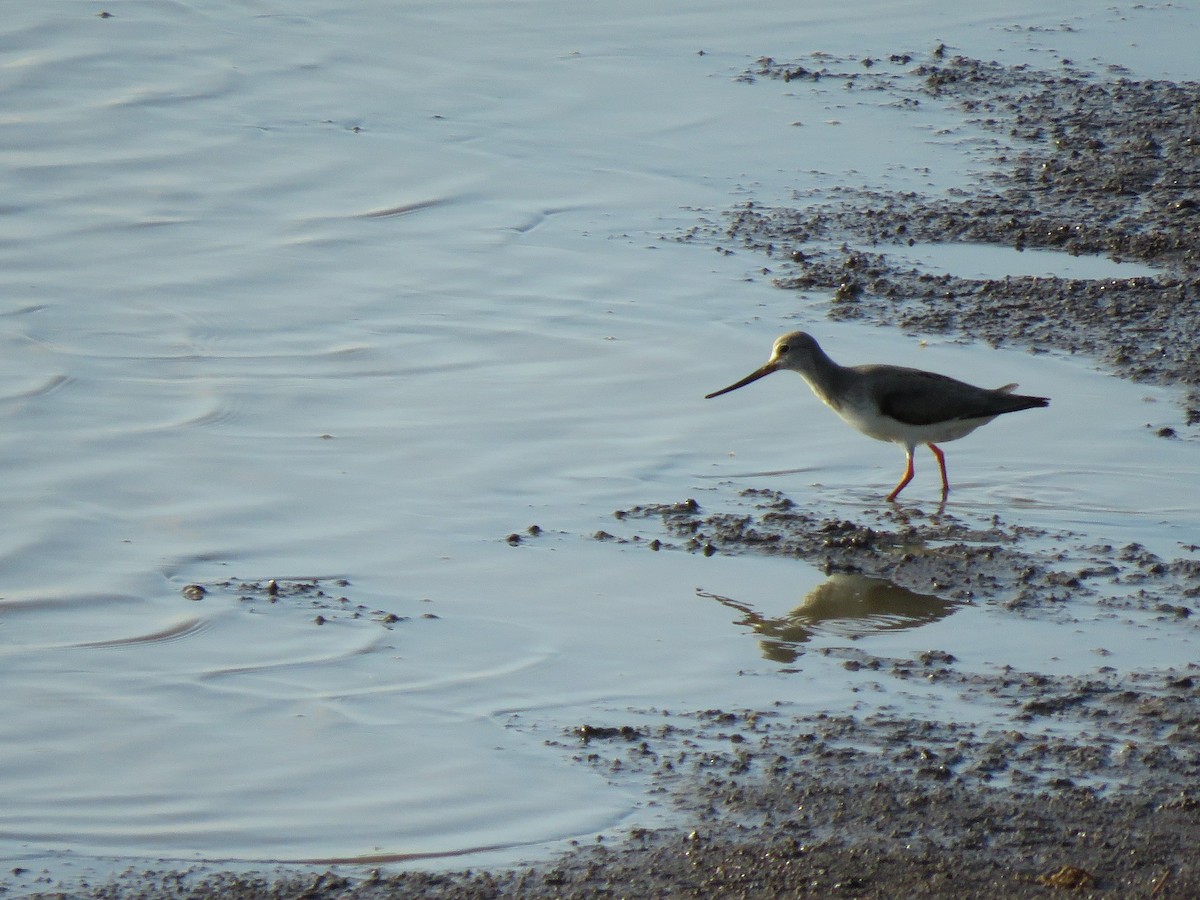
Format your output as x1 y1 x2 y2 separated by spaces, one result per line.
796 351 849 411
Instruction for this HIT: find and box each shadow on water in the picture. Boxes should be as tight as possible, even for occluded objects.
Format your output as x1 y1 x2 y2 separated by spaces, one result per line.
698 574 959 664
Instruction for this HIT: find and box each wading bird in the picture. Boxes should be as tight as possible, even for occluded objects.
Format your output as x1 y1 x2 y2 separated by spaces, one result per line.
705 332 1049 502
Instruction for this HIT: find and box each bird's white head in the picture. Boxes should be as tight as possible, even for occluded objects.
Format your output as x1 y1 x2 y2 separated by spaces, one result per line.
768 332 826 375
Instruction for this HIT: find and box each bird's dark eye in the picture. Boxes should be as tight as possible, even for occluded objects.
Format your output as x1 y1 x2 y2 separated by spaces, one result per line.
778 344 789 353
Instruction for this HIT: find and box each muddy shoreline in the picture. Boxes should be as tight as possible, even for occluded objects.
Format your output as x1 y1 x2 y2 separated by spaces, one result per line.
697 53 1200 422
23 52 1200 900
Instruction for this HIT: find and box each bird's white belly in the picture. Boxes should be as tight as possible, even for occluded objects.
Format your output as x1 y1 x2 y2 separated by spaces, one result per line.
828 399 993 447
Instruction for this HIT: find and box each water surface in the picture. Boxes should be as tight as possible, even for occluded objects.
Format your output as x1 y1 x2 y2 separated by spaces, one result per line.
1 0 1198 876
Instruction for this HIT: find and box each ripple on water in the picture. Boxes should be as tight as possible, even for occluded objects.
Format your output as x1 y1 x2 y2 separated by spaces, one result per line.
66 617 209 650
0 574 633 863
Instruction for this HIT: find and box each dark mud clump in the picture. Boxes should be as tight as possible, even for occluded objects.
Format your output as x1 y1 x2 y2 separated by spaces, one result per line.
611 489 1200 616
183 577 415 628
616 489 1060 604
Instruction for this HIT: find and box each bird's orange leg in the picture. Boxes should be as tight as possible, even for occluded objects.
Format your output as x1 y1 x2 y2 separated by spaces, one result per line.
886 449 916 502
928 443 949 499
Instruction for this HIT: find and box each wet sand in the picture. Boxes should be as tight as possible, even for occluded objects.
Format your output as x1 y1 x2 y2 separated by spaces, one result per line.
26 52 1200 900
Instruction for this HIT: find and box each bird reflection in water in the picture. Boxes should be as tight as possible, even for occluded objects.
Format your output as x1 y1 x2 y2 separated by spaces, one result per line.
698 573 958 664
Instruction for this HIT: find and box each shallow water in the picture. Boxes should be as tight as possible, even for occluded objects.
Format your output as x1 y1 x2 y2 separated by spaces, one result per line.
887 243 1161 281
2 0 1199 878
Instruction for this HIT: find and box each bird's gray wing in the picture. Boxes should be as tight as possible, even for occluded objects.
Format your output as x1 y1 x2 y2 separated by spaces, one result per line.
873 369 989 426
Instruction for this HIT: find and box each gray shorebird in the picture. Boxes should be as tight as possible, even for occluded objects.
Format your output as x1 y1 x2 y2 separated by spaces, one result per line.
705 331 1050 502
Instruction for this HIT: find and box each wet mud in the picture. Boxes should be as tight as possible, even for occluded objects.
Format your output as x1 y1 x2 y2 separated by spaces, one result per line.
614 491 1200 616
699 53 1200 422
23 51 1200 900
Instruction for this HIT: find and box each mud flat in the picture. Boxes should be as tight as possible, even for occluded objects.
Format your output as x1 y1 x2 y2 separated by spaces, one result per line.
697 52 1200 422
23 52 1200 900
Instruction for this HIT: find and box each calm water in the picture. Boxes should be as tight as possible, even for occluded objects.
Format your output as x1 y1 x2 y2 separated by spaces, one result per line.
1 0 1198 878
